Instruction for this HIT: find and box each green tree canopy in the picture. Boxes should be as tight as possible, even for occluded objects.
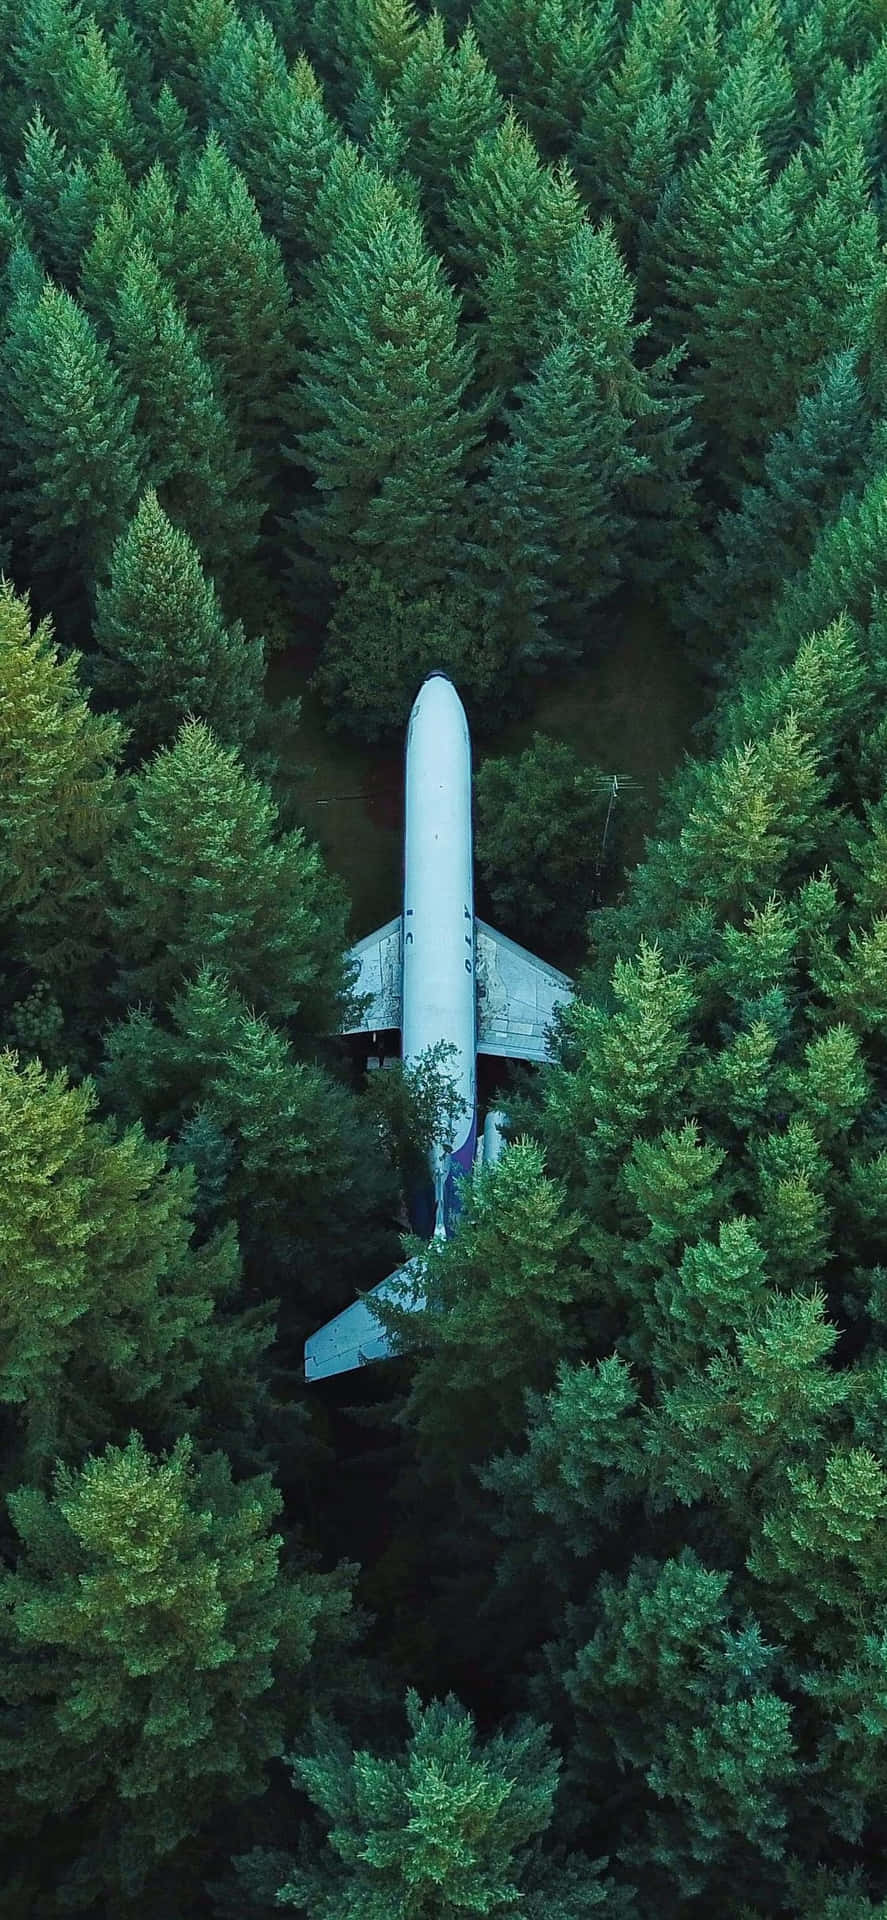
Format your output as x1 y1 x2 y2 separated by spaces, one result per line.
0 577 123 1029
105 719 352 1030
0 1047 271 1487
0 1431 360 1910
90 488 265 761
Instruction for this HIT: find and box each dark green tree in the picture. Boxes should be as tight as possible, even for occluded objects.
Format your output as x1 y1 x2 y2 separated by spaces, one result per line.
266 1687 622 1917
50 14 145 174
287 192 490 609
386 1140 587 1478
202 19 336 251
388 12 504 257
98 965 401 1304
0 266 146 610
90 489 265 760
313 562 499 740
0 1431 360 1911
680 347 873 656
445 104 588 388
105 719 352 1030
15 110 87 287
475 733 628 949
105 238 263 591
571 0 697 242
175 131 299 489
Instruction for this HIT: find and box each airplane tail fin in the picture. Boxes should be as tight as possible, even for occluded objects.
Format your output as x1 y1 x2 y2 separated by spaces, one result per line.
304 1255 426 1383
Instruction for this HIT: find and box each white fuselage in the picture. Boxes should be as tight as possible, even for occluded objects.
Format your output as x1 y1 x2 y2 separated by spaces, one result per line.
402 673 477 1232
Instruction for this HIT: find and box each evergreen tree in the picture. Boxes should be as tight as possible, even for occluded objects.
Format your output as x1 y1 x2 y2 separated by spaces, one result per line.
98 965 401 1304
15 110 86 288
270 55 345 285
0 267 146 611
313 561 501 740
680 348 873 656
105 719 352 1030
89 490 265 762
175 131 299 488
388 12 504 257
202 18 331 243
105 239 263 590
701 136 880 488
147 77 196 178
51 14 145 175
571 0 696 243
0 1431 359 1910
490 330 646 651
386 1140 587 1478
460 433 561 687
7 0 85 168
475 734 624 948
0 1048 272 1487
0 578 123 1027
140 0 240 124
485 0 622 162
445 105 588 387
263 1688 621 1918
286 194 490 605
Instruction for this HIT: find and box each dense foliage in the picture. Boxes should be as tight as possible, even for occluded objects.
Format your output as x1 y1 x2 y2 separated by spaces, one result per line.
4 0 887 1913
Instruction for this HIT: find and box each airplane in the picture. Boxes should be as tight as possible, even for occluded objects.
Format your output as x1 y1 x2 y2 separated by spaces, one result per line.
304 671 574 1382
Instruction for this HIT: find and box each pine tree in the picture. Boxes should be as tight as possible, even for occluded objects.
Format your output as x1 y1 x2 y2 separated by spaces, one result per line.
202 15 321 238
388 13 504 256
106 719 352 1030
475 733 618 948
703 0 798 172
445 105 588 387
103 240 263 590
90 490 265 761
148 78 196 178
0 578 123 1015
15 110 86 288
271 56 344 284
99 965 401 1303
0 1431 359 1910
0 270 146 609
51 15 145 175
287 195 490 602
7 0 85 170
388 1140 587 1477
572 0 695 241
313 560 500 740
142 0 240 125
0 1048 272 1486
491 331 646 650
268 1688 613 1919
680 348 872 655
175 131 299 487
701 136 880 488
492 0 623 161
460 434 561 687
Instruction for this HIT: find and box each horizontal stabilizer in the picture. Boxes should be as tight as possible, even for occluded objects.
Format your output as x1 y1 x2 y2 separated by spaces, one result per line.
304 1256 426 1382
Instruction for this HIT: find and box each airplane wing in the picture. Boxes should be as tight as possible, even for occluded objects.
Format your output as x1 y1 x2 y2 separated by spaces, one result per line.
341 915 403 1035
474 918 573 1064
304 1256 426 1382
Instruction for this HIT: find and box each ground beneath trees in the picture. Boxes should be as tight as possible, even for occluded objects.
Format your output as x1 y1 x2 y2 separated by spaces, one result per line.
265 590 707 940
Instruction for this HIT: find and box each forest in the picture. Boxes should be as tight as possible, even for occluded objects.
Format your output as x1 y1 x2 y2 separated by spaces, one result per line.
3 0 887 1911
